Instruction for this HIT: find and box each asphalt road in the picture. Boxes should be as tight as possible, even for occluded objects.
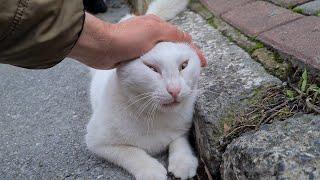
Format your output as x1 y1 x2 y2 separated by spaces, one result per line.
0 1 134 179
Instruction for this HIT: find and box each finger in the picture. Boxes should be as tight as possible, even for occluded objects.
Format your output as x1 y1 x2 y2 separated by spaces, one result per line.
159 24 192 43
189 43 207 67
144 14 163 22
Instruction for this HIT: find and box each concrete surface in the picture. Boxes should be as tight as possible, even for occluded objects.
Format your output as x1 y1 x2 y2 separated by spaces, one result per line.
0 1 133 179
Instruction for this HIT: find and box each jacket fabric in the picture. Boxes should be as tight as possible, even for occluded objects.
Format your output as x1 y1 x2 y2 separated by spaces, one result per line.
0 0 85 69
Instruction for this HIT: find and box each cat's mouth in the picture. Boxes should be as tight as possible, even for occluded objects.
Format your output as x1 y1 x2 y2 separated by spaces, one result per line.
162 101 180 107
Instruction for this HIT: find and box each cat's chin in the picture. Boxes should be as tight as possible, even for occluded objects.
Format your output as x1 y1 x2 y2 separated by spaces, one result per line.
157 101 182 112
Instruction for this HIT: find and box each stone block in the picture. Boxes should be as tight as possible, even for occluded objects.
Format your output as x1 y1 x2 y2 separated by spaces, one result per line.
222 1 303 36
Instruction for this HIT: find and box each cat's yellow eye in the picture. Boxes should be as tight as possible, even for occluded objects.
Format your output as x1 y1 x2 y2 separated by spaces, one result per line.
180 60 189 71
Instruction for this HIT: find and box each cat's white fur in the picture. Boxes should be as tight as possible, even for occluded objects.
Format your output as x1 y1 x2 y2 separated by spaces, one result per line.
86 0 200 179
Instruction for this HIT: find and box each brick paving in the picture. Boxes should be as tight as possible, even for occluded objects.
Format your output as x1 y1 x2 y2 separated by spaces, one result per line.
258 16 320 69
222 1 302 36
199 0 320 71
199 0 253 16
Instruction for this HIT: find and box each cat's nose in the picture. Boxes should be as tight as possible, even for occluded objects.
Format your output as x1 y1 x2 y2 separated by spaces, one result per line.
166 85 181 99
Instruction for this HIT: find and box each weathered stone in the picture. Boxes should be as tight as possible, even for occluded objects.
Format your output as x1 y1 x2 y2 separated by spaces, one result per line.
252 48 291 80
258 16 320 71
188 1 213 20
199 0 253 16
267 0 312 8
295 0 320 15
223 114 320 180
171 10 281 177
207 17 262 54
222 1 303 36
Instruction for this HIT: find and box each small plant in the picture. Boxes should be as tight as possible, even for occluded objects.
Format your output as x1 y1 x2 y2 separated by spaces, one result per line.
286 89 295 101
300 69 308 92
220 69 320 150
293 8 305 14
206 18 217 29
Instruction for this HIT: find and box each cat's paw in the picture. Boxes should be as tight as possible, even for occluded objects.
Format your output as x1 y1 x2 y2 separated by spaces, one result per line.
135 160 167 180
168 154 198 180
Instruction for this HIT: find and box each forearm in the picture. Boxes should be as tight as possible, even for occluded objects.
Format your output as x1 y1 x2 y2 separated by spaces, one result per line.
68 13 116 69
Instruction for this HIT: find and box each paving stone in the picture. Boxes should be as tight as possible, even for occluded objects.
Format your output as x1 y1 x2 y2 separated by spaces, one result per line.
222 1 303 36
199 0 253 16
267 0 312 7
295 0 320 15
258 16 320 70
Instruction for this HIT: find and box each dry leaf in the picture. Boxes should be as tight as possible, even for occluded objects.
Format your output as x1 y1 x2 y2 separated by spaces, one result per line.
224 123 231 134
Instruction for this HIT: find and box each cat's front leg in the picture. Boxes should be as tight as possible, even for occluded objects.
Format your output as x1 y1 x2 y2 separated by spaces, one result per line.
88 144 167 180
168 135 198 179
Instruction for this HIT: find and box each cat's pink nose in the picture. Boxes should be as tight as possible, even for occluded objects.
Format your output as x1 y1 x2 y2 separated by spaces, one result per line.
166 85 181 99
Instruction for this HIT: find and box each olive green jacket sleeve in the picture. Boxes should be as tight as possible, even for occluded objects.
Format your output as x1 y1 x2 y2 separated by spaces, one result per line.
0 0 85 69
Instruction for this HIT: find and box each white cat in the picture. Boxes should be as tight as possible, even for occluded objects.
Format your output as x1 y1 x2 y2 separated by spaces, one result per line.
86 0 201 179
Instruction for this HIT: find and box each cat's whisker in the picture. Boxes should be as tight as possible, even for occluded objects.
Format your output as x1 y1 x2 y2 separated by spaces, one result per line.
135 97 154 122
119 94 154 112
145 98 156 132
151 100 161 129
119 92 153 107
146 100 158 134
150 99 160 121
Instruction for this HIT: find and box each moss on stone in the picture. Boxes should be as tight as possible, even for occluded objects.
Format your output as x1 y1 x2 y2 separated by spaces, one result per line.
189 1 213 20
273 51 284 63
207 18 218 29
246 42 265 54
247 88 264 105
293 8 305 14
252 48 292 80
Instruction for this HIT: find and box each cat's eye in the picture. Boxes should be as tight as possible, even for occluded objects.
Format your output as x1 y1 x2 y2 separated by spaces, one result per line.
144 63 159 73
180 60 189 71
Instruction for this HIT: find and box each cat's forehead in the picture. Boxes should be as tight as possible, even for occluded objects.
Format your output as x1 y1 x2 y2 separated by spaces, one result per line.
140 42 195 65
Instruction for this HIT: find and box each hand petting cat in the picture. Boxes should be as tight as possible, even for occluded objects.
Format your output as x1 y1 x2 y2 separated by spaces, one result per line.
68 13 207 69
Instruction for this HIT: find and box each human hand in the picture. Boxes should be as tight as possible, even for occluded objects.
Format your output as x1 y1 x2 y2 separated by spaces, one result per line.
69 13 206 69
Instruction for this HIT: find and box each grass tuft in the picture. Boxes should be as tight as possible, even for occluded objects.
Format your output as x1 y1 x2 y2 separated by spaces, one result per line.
293 8 305 14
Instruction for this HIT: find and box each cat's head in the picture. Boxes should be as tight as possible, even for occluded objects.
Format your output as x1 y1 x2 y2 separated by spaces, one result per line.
116 42 201 112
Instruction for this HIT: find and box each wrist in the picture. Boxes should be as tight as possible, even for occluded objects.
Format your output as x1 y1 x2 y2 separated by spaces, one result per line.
68 13 114 69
